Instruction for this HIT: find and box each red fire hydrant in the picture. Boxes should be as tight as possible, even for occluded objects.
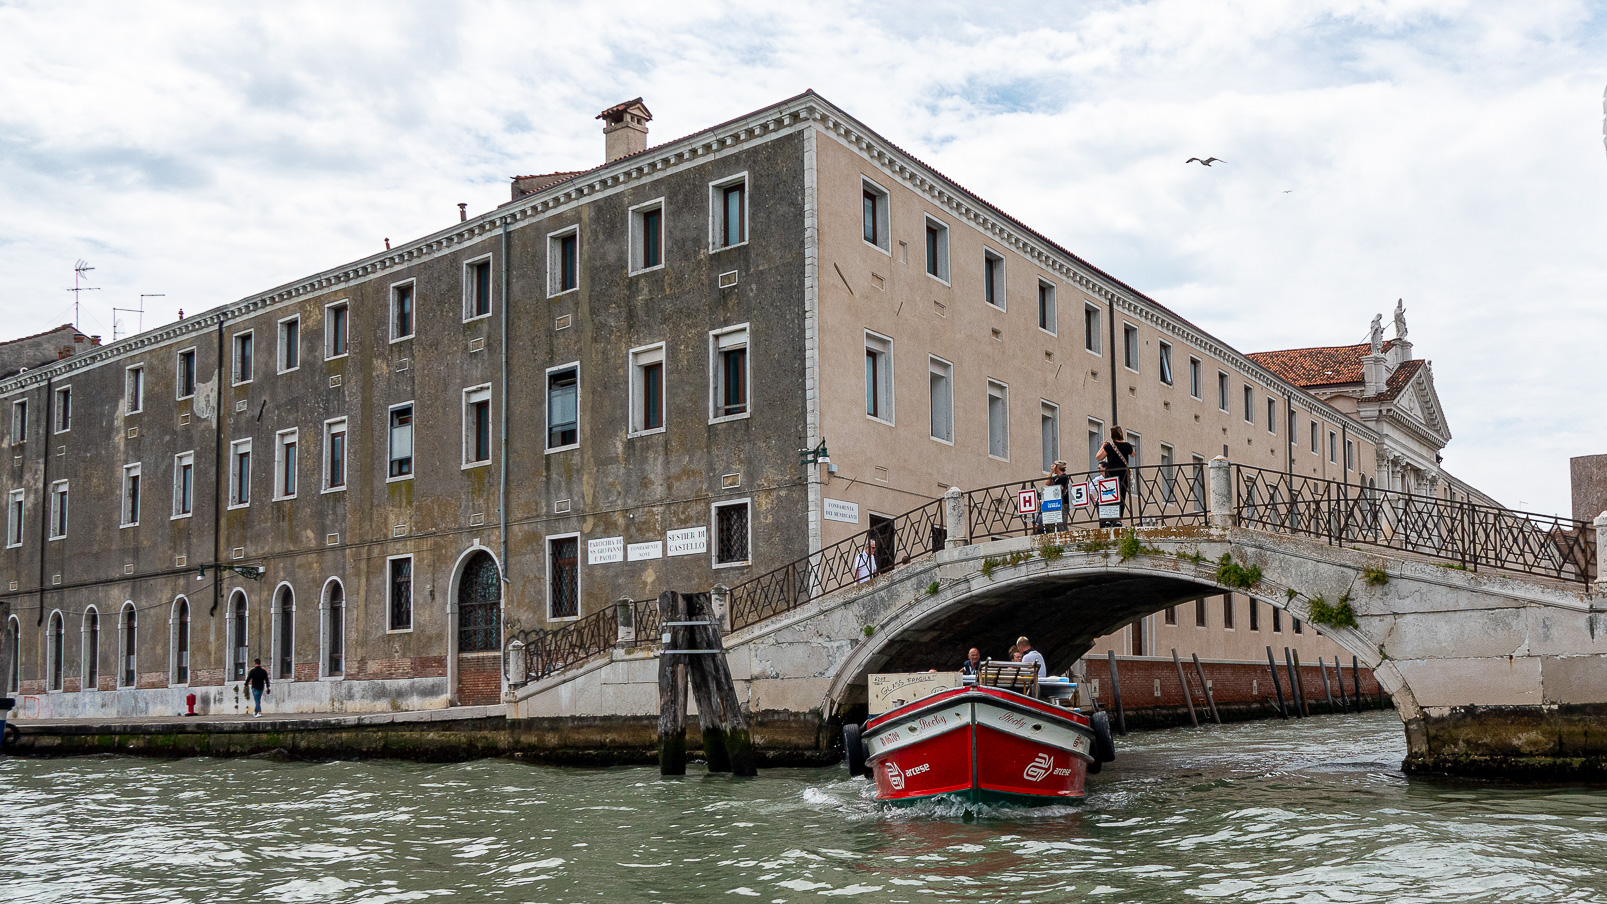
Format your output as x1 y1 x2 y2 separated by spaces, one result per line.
185 693 198 717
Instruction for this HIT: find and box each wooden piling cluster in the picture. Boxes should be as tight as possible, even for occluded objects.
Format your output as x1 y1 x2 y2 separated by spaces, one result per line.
657 590 756 777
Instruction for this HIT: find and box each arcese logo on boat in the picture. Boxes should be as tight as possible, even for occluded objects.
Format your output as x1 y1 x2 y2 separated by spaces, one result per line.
884 761 905 790
1023 752 1055 782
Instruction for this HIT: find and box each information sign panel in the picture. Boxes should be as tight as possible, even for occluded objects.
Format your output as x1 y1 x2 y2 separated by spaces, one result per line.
1040 485 1063 525
1017 489 1038 515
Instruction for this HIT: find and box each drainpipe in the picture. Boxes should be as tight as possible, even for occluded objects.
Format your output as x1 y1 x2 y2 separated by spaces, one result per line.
499 219 510 583
1285 392 1294 476
1106 299 1119 429
210 318 224 617
36 376 52 626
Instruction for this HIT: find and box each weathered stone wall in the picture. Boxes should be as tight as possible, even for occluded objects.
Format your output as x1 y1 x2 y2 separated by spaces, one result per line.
1571 453 1607 524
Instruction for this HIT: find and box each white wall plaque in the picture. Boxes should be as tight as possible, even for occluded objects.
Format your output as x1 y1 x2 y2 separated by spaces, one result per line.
587 536 624 564
666 526 707 557
823 498 859 523
627 541 663 562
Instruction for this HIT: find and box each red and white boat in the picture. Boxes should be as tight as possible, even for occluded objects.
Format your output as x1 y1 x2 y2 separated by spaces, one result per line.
845 674 1115 806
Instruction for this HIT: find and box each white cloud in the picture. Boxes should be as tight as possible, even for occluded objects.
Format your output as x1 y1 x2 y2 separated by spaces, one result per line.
1 0 1603 514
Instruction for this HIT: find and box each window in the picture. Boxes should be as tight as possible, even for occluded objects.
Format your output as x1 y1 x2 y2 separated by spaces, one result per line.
273 586 293 680
125 366 144 414
1329 430 1338 463
388 556 413 631
48 611 63 691
928 357 954 443
711 326 749 421
1159 342 1173 385
1087 419 1104 473
864 332 893 423
1249 597 1260 631
987 380 1009 459
1345 439 1355 472
1084 305 1102 354
1272 606 1283 633
82 608 99 690
1223 594 1235 629
5 489 22 548
1294 616 1303 635
390 281 415 341
388 404 413 479
323 580 344 677
121 463 141 527
323 418 347 491
924 216 950 282
275 430 297 499
548 536 580 619
1192 454 1207 512
464 256 493 320
119 604 137 687
53 386 71 433
1195 598 1208 627
547 366 579 450
713 500 750 566
6 617 19 693
11 399 26 443
228 591 248 682
1159 444 1175 503
173 451 194 517
170 599 190 684
1122 324 1139 371
1267 397 1277 434
1243 385 1255 423
1311 421 1319 454
233 331 253 384
1289 407 1298 445
712 176 747 248
548 228 580 295
463 385 492 465
48 480 67 539
1127 430 1142 467
861 179 889 251
278 316 300 372
983 250 1005 309
1217 372 1229 411
177 348 197 399
630 344 666 434
229 439 251 508
325 301 349 359
1189 357 1202 399
631 200 664 272
1164 606 1177 625
1040 402 1060 473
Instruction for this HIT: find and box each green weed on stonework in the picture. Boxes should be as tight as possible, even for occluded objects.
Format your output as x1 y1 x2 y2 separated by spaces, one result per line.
1362 566 1389 587
980 556 1000 579
1307 590 1359 629
1038 542 1065 562
1117 530 1162 563
1216 553 1263 589
926 579 940 597
1079 537 1112 555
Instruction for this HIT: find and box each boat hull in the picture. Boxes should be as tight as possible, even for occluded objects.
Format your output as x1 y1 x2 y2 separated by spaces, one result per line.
861 687 1096 806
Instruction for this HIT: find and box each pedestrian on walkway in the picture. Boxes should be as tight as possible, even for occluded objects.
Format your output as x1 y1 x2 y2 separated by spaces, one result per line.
245 658 270 717
1096 426 1134 528
853 538 879 584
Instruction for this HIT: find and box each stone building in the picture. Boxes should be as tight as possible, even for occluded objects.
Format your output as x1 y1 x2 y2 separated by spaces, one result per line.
3 92 1400 719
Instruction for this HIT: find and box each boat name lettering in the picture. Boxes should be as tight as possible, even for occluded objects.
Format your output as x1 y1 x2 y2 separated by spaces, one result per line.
904 763 931 777
994 712 1030 730
916 714 949 730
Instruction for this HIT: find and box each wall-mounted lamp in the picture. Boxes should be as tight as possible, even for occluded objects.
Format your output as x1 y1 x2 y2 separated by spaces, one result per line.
798 439 830 466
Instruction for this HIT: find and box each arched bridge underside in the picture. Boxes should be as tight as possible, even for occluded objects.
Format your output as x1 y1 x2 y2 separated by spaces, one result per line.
513 525 1607 777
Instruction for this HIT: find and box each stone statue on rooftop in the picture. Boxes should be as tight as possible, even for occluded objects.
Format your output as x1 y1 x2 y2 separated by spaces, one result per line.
1394 298 1408 340
1369 314 1384 355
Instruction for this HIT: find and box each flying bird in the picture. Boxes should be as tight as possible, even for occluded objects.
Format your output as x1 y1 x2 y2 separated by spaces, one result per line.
1185 157 1223 166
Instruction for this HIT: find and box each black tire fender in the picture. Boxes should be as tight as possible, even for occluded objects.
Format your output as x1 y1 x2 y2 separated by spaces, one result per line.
844 723 868 778
1087 758 1103 775
1091 711 1117 763
1 722 18 750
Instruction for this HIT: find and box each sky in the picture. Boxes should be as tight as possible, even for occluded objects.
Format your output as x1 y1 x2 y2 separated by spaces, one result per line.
1 0 1604 516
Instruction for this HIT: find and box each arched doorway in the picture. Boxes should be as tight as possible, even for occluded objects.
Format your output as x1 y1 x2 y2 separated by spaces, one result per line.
455 550 502 706
322 579 344 678
120 604 138 688
171 598 190 685
6 616 19 695
82 608 99 691
273 584 294 681
228 590 249 682
47 611 63 692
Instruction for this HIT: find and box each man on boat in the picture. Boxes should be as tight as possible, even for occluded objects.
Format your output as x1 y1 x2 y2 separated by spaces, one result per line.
960 647 983 676
1016 636 1047 678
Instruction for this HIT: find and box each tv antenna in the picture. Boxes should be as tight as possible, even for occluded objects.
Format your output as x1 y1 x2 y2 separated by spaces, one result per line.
67 260 100 330
113 293 163 341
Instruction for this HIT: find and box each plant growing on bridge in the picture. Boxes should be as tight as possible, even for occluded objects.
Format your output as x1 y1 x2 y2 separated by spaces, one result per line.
1306 590 1359 630
1117 530 1162 562
1181 548 1208 565
1215 553 1263 590
862 624 876 637
1037 542 1065 562
926 579 940 597
1362 566 1389 587
1006 549 1035 567
981 556 1001 579
1078 537 1112 555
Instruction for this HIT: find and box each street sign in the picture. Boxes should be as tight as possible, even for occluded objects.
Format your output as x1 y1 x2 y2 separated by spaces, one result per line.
1096 476 1122 504
1041 485 1064 525
1098 504 1122 520
1017 489 1038 515
1069 482 1091 508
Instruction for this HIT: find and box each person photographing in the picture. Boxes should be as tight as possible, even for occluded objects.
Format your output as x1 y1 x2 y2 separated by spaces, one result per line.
1095 425 1134 528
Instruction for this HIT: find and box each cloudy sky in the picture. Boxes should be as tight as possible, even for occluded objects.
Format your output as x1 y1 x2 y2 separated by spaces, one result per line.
1 0 1603 515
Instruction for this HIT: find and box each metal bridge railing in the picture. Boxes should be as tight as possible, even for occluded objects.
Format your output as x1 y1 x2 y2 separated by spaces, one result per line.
964 464 1209 540
1231 464 1597 585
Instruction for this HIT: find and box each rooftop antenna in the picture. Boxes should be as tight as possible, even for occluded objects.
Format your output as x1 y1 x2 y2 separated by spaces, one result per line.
113 293 162 341
67 260 100 330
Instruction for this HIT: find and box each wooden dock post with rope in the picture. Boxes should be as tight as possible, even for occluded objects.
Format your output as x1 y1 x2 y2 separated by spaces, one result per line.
657 590 757 777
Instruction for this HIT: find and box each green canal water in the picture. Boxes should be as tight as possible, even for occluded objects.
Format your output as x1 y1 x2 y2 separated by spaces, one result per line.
4 711 1606 903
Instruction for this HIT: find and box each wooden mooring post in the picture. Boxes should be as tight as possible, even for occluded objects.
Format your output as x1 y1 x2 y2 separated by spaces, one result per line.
1191 653 1221 724
1106 650 1127 736
1284 647 1306 717
1266 646 1288 718
658 590 757 777
1171 649 1198 727
1331 656 1351 712
1290 648 1310 718
1318 655 1336 714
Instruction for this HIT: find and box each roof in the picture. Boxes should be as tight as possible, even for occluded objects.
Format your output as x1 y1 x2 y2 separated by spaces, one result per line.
1368 358 1425 401
0 323 84 348
1246 341 1423 401
596 98 651 121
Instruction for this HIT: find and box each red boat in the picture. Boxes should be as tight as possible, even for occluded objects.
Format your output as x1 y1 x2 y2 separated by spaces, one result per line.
844 672 1115 806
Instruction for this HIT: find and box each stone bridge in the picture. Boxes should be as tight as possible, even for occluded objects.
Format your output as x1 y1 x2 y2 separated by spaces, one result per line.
509 460 1607 776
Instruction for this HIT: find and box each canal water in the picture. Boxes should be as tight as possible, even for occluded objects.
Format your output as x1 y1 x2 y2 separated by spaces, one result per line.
5 711 1606 903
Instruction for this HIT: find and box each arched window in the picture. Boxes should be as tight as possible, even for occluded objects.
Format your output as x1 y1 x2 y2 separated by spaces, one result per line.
228 590 249 682
273 584 294 681
458 551 501 653
120 603 138 688
6 616 20 695
322 580 344 677
47 611 64 692
171 598 190 684
82 607 100 691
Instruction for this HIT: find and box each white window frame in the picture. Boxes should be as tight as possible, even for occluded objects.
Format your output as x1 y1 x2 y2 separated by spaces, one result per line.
462 252 495 323
48 479 67 539
274 428 298 500
864 331 894 426
324 299 350 361
1084 304 1102 355
1244 384 1255 424
229 439 252 509
232 329 254 386
81 605 100 691
125 364 144 414
1122 323 1140 373
7 488 25 548
1310 420 1319 455
386 553 414 634
982 248 1006 310
711 498 752 569
121 463 141 528
547 226 581 298
53 385 71 434
1040 400 1060 474
629 197 667 275
1127 430 1143 467
708 324 751 424
322 417 348 493
1159 443 1176 503
928 355 954 445
545 363 581 453
1189 356 1202 400
277 314 301 374
923 215 950 284
708 172 750 252
1267 397 1277 434
387 401 415 482
1158 342 1174 386
1087 418 1105 474
319 577 345 680
118 602 138 689
176 348 198 400
10 398 26 443
546 532 582 622
1037 280 1057 336
462 384 493 468
1218 372 1230 412
389 278 416 343
628 343 667 438
270 584 294 682
986 379 1009 461
46 610 63 692
861 177 890 254
1329 430 1339 463
1346 439 1356 472
172 451 195 519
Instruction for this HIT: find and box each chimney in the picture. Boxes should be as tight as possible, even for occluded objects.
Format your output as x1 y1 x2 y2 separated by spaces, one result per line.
597 98 652 163
458 203 467 222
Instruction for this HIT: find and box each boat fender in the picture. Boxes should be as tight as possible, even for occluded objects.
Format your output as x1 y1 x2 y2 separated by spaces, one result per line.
1091 711 1117 763
1087 758 1102 775
843 723 868 778
1 722 18 751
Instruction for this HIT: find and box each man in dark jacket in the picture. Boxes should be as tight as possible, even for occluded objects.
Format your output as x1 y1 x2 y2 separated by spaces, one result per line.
245 658 270 717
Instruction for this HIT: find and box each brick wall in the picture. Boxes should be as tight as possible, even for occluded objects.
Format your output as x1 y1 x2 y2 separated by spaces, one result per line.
293 663 319 683
456 653 502 706
97 676 116 691
347 656 448 681
190 668 224 687
136 670 168 689
1083 657 1380 712
18 680 44 694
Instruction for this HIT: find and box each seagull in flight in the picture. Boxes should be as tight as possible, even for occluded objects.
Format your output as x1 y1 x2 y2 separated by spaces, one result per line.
1185 157 1223 166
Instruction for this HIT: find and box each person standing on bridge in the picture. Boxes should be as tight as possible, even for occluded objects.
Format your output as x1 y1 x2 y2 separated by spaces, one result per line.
853 538 879 584
1016 636 1047 679
1038 460 1071 534
245 658 270 717
1096 426 1134 528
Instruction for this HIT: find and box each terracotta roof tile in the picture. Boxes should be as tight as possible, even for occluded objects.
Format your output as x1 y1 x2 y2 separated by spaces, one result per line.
1246 340 1399 388
1366 358 1424 402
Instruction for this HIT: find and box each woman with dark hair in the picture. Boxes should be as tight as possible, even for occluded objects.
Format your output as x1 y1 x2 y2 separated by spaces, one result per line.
1095 425 1134 527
